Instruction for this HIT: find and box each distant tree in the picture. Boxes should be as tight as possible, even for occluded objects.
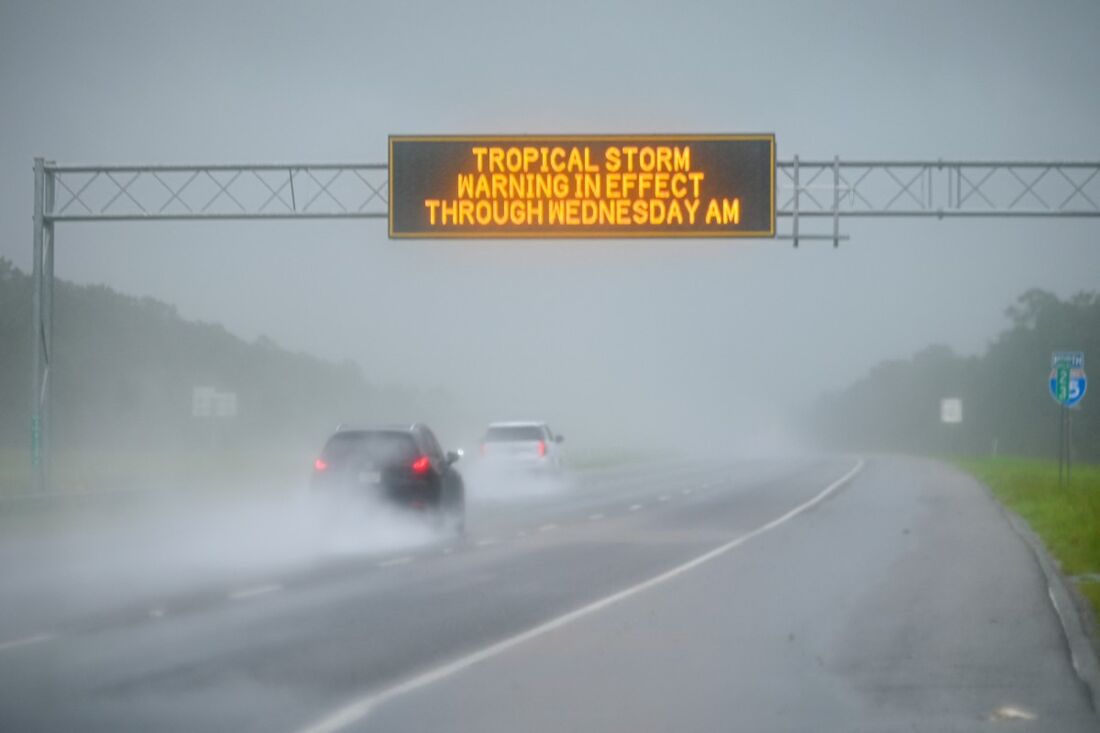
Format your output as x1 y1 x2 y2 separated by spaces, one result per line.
0 259 469 489
814 289 1099 461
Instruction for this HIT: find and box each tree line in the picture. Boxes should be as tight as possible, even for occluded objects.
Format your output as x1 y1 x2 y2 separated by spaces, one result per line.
812 289 1099 462
0 258 465 475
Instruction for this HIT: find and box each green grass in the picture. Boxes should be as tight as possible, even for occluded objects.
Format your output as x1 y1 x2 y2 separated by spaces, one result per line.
956 455 1100 618
0 446 309 496
1082 583 1100 615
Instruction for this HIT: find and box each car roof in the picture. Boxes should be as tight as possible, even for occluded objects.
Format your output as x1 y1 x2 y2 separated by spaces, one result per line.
333 423 423 435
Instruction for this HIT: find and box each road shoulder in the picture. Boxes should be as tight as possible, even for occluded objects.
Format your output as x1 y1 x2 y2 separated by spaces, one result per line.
963 469 1100 712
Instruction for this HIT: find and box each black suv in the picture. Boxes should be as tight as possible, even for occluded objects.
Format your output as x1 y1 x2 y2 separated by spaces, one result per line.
311 424 465 534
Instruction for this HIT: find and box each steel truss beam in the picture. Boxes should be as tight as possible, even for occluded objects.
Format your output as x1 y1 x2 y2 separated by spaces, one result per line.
778 158 1100 246
44 159 1100 228
47 163 389 222
28 156 1100 492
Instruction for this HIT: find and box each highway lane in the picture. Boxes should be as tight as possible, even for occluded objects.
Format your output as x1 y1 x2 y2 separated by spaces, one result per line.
359 456 1099 733
0 457 802 640
1 456 1097 731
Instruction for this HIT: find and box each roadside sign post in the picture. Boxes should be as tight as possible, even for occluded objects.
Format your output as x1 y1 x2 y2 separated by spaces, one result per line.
1049 352 1086 488
1064 405 1073 484
1058 405 1066 488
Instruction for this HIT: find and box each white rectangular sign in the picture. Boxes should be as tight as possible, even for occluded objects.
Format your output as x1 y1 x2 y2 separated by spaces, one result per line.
940 398 963 424
192 386 237 418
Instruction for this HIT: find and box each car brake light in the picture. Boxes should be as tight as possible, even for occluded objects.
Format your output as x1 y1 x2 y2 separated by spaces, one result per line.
537 440 546 457
411 455 431 475
313 457 328 472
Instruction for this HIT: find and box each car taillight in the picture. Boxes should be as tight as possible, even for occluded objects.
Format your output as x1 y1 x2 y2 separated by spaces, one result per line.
537 440 546 457
313 457 328 472
480 443 487 456
411 455 431 475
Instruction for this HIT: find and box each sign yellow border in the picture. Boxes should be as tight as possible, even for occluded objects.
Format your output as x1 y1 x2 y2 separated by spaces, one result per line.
388 134 776 239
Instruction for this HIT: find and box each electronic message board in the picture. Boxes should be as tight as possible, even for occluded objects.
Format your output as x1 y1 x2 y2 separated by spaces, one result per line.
389 135 775 238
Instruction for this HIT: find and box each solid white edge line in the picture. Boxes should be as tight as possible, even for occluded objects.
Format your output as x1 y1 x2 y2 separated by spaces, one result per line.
629 504 643 511
0 632 56 652
228 583 283 600
377 556 414 567
294 458 865 733
474 538 498 547
588 513 604 521
538 523 557 532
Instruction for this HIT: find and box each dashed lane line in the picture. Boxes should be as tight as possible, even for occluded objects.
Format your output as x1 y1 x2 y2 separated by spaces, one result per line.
0 633 56 652
228 583 283 601
376 556 414 568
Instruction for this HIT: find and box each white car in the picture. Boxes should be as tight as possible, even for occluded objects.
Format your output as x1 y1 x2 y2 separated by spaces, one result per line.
479 421 564 475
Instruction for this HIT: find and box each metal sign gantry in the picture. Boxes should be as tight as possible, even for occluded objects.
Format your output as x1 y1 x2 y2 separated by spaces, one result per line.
29 156 1100 491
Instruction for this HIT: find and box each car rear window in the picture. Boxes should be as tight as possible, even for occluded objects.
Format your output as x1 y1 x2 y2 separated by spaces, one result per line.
322 431 418 466
484 425 545 442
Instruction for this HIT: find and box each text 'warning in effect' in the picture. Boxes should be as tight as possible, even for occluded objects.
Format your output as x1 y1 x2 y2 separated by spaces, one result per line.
389 135 775 239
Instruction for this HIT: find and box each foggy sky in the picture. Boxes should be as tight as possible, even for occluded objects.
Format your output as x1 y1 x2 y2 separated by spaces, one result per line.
1 0 1098 451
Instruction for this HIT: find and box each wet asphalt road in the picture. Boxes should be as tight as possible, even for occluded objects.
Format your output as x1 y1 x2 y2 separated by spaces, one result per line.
0 456 1096 732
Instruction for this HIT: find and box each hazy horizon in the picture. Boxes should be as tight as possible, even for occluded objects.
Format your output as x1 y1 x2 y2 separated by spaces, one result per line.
3 0 1098 453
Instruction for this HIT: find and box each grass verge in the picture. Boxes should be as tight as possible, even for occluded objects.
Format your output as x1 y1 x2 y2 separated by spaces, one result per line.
0 446 308 497
956 455 1100 621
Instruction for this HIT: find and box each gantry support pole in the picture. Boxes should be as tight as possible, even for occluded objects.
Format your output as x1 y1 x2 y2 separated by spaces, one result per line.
30 158 55 493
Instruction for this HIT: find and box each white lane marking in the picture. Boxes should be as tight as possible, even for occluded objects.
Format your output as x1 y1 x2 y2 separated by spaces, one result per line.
628 504 643 512
658 495 670 502
377 556 414 567
149 606 166 619
987 705 1036 722
538 523 557 532
474 537 498 547
0 633 56 652
295 459 865 733
441 547 454 555
515 530 528 538
682 488 693 495
588 513 604 521
229 583 283 600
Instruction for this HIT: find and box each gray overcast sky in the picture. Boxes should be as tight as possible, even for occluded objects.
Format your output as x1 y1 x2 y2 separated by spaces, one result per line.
1 0 1098 450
